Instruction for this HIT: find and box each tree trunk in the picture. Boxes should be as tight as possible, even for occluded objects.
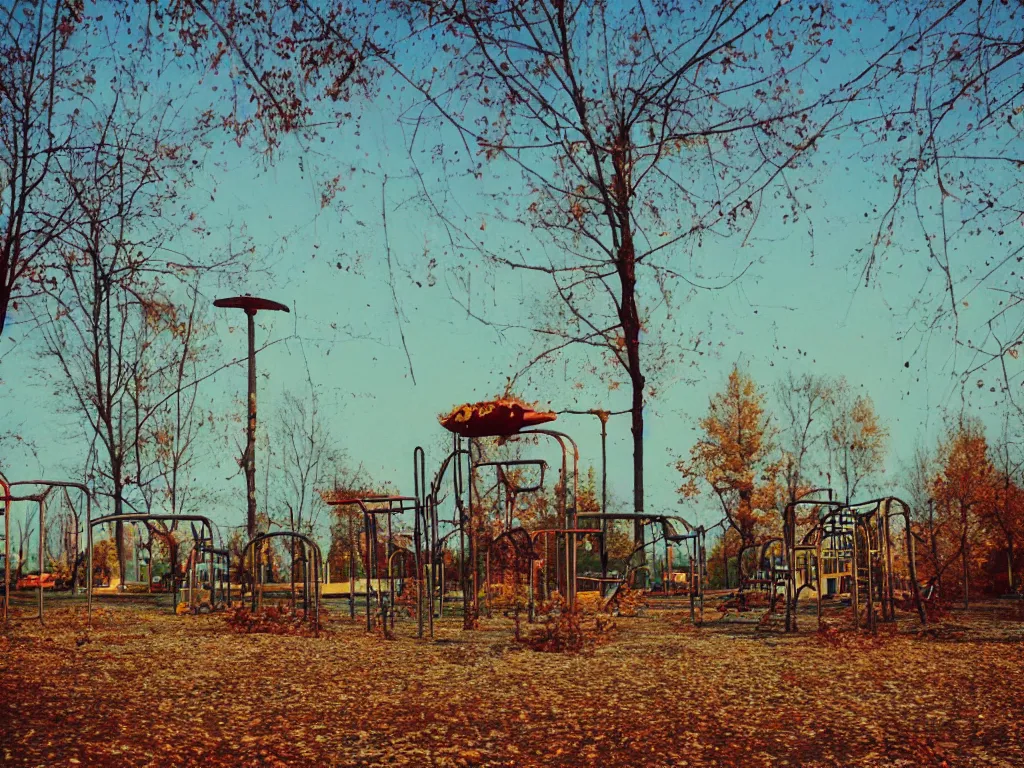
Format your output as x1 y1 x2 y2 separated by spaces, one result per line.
69 550 84 594
630 374 645 586
618 225 646 588
929 504 941 593
113 486 126 590
736 543 748 586
1007 534 1016 594
724 541 730 589
961 527 969 610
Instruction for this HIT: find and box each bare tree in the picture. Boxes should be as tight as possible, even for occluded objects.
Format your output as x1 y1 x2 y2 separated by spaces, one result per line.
35 77 195 582
774 372 832 504
986 415 1024 594
167 0 855 548
13 508 35 581
903 440 943 590
127 277 218 588
0 0 84 337
825 380 888 504
373 2 856 569
274 386 336 540
851 1 1024 403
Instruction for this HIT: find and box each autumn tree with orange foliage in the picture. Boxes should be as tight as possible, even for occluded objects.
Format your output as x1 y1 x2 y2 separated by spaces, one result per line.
982 420 1024 595
930 418 996 608
678 367 782 584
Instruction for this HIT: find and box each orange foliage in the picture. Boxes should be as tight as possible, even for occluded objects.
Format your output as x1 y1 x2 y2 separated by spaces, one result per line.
929 419 996 602
678 366 782 564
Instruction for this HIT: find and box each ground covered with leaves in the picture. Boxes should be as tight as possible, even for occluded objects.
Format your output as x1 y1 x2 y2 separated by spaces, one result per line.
2 599 1023 767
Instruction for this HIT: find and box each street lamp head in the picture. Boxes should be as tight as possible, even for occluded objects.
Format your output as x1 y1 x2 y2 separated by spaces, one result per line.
213 296 290 314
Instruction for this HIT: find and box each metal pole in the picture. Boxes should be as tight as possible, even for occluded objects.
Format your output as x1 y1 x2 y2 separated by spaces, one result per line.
414 448 424 639
3 499 8 623
883 500 897 621
865 518 876 634
38 497 45 623
213 297 288 542
2 477 9 624
851 520 860 630
245 310 257 540
688 541 695 624
600 413 608 590
427 496 435 637
387 508 395 633
484 548 491 618
365 510 372 632
816 541 823 624
348 511 355 620
207 527 214 609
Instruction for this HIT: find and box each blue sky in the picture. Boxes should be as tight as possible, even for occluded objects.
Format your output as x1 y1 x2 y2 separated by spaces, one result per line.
2 1 1019 551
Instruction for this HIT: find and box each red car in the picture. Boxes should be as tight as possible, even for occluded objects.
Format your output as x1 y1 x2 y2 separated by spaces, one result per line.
16 573 58 590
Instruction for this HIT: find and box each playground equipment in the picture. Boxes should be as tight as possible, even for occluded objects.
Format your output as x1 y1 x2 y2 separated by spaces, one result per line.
242 530 323 633
0 476 93 623
324 495 418 633
577 512 708 623
364 403 599 638
0 397 704 639
87 513 228 621
775 491 927 632
213 295 290 541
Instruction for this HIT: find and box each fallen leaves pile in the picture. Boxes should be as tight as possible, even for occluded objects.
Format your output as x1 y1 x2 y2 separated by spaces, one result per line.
223 605 325 637
515 602 616 654
2 600 1023 767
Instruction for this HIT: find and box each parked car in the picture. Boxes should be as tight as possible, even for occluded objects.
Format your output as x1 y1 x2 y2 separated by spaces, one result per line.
16 573 58 590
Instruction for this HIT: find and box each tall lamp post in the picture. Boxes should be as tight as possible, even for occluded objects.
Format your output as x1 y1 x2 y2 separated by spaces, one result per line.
561 408 628 593
214 296 289 539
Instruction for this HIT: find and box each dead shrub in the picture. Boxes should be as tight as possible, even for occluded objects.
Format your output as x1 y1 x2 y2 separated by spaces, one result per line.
516 595 615 653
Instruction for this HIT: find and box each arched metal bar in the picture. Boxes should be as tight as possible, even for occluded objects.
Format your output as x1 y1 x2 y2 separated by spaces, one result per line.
520 430 580 604
326 496 416 632
782 494 926 632
0 492 46 623
88 513 220 620
474 460 548 495
243 531 323 635
6 480 94 624
782 489 839 632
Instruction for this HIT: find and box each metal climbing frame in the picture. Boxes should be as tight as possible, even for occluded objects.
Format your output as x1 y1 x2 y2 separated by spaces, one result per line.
1 478 94 624
485 525 536 618
576 512 708 623
87 513 225 622
242 531 323 633
325 496 418 633
413 435 472 638
527 527 602 621
782 493 927 632
473 457 548 620
473 430 580 611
